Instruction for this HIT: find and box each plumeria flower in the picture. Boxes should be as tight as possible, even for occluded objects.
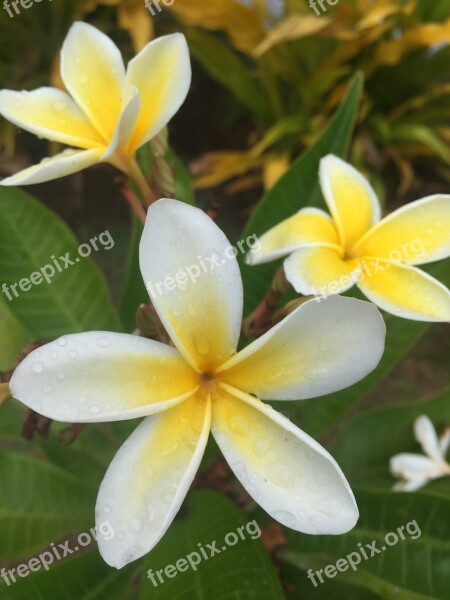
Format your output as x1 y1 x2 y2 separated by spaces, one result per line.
0 22 190 190
247 155 450 322
390 415 450 492
10 199 386 568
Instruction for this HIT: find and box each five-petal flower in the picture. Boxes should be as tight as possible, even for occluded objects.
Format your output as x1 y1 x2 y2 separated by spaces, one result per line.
247 155 450 322
0 22 190 187
390 415 450 492
10 199 386 568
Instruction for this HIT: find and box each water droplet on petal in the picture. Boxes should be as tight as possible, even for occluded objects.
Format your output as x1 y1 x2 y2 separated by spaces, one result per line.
253 437 271 457
53 101 66 112
97 337 110 348
32 362 44 374
57 337 67 347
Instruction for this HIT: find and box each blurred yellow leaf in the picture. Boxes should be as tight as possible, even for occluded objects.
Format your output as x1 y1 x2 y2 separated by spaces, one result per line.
253 14 332 56
263 153 290 190
0 383 10 407
192 151 264 188
369 19 450 70
169 0 266 54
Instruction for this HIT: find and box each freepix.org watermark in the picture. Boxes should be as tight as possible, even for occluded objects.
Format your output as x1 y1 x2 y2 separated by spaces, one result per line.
2 0 52 19
307 519 421 587
144 233 261 300
0 521 114 586
147 519 261 587
313 237 426 301
1 230 115 303
144 0 174 17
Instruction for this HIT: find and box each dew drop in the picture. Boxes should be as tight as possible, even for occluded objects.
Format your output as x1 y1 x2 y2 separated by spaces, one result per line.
273 510 297 527
228 414 248 436
253 437 271 457
53 101 66 112
57 337 67 347
194 336 210 356
32 362 44 374
68 349 78 359
90 405 101 414
97 337 110 348
104 504 112 514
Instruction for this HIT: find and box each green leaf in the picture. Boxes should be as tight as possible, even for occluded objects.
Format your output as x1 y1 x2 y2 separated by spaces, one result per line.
0 295 31 370
139 490 285 599
0 450 96 559
119 214 146 332
331 386 450 492
240 72 363 314
0 550 137 599
0 188 121 339
283 488 450 600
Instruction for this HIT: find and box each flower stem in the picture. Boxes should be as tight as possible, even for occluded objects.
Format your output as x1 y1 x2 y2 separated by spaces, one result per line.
119 180 148 224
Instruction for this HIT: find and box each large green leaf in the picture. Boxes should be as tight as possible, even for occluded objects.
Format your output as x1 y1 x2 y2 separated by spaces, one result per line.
0 550 137 600
240 73 363 314
283 488 450 600
0 188 121 339
139 490 284 599
0 295 31 370
331 386 450 493
0 450 96 559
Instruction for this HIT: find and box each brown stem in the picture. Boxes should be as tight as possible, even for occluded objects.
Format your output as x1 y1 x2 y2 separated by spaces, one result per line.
119 181 148 224
242 267 288 337
58 423 86 445
127 158 158 208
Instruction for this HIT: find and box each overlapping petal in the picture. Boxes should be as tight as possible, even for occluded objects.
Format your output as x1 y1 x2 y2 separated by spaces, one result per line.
0 88 103 149
352 195 450 265
96 394 210 568
140 199 243 372
10 332 198 422
212 385 358 534
61 21 126 141
284 246 358 296
357 262 450 322
320 155 381 251
102 86 141 161
390 454 442 481
246 208 339 266
414 415 443 462
0 148 104 186
218 296 385 400
125 33 191 153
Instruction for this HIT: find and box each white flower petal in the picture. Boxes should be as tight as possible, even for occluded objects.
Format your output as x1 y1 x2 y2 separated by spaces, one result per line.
126 33 191 152
393 479 428 492
96 394 210 568
319 154 381 251
212 385 358 534
389 453 441 480
0 148 104 186
414 415 443 462
61 21 126 141
10 332 198 422
219 295 385 400
246 208 340 266
140 199 243 372
440 427 450 456
0 88 103 149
